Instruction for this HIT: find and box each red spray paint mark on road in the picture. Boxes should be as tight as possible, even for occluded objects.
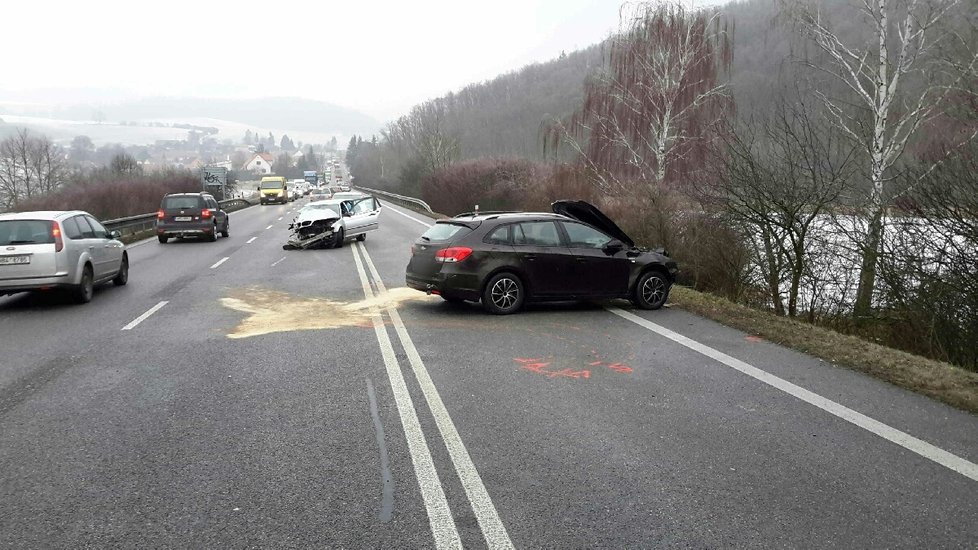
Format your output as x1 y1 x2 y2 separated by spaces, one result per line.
606 363 633 374
745 335 764 343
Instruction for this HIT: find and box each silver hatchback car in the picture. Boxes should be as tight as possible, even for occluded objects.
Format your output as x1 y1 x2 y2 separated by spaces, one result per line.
0 211 128 303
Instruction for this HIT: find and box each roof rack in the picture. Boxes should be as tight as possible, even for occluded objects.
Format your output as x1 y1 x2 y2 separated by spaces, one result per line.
452 210 520 219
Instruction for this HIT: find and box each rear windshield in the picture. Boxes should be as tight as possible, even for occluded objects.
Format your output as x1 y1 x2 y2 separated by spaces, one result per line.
261 180 284 189
421 223 472 242
0 220 55 245
163 196 203 209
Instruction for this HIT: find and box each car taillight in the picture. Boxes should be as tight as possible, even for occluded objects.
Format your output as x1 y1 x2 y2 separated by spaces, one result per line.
201 209 212 219
52 221 63 252
435 247 472 263
157 209 164 219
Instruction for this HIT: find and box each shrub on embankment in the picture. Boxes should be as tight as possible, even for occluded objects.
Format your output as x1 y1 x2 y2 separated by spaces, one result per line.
14 169 202 220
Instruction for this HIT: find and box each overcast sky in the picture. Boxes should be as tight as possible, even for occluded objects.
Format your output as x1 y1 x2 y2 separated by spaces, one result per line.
3 0 727 122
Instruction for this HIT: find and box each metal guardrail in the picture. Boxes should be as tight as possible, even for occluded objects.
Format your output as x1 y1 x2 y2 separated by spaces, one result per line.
102 197 257 239
354 186 434 215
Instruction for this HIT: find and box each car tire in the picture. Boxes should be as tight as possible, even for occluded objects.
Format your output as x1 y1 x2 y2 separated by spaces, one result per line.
221 222 229 238
113 255 129 286
333 227 344 248
158 235 168 244
356 233 366 242
482 272 525 315
72 265 94 304
633 270 670 310
207 226 218 242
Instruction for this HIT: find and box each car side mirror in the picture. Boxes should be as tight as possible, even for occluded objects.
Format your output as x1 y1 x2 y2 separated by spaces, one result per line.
109 230 122 240
603 239 624 254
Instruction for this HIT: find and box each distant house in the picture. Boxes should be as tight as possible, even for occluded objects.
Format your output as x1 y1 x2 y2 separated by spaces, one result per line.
245 152 274 174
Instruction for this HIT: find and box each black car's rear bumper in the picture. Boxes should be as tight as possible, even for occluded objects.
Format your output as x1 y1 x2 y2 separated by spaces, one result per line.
156 221 215 237
406 272 481 301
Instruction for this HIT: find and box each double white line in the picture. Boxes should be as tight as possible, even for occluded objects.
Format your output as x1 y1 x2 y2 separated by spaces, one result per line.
350 241 513 549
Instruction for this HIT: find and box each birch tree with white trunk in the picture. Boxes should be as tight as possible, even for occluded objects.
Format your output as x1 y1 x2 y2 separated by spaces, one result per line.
788 0 971 318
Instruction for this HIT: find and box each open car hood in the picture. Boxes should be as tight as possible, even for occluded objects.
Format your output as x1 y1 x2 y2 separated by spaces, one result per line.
551 200 634 248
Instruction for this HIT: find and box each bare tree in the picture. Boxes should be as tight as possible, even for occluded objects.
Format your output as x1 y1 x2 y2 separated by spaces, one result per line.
0 129 68 209
546 1 733 196
787 0 975 318
109 152 141 176
708 95 855 316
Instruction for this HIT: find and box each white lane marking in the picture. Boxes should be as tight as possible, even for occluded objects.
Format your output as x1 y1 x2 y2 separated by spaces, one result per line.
277 216 283 221
605 306 978 483
350 243 461 549
270 256 286 267
210 257 230 269
386 205 433 228
265 225 273 230
357 242 514 548
125 237 156 249
246 237 257 244
121 301 169 331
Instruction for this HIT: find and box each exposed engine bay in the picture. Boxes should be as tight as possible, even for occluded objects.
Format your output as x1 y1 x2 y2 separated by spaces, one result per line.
283 202 344 249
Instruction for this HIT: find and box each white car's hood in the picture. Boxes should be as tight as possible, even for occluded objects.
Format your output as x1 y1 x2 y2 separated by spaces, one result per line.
294 206 341 226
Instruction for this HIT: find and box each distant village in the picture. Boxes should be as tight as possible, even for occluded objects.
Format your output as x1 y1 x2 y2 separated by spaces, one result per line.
65 124 340 178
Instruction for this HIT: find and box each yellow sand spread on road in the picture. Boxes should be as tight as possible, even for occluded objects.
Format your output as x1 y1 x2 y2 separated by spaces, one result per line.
221 287 438 339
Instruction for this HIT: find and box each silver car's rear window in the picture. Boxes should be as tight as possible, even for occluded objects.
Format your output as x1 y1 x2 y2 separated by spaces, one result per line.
163 196 203 209
0 220 55 245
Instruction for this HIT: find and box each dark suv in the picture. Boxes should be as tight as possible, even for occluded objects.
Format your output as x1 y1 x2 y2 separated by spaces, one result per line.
406 200 679 314
156 193 229 243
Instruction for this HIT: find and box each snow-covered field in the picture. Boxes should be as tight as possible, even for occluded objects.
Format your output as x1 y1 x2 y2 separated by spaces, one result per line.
0 114 344 147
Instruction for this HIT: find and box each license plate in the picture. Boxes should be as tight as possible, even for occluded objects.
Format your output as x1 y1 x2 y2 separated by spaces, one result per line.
0 255 29 265
175 216 192 222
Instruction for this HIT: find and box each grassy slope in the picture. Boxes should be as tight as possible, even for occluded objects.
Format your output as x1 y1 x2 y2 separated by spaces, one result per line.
670 286 978 414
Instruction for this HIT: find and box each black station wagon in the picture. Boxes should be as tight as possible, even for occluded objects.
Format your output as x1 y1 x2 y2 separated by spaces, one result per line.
406 200 679 314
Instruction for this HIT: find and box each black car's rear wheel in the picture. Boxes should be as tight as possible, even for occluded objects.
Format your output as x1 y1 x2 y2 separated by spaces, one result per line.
221 221 229 238
158 235 168 244
633 270 670 310
482 272 525 315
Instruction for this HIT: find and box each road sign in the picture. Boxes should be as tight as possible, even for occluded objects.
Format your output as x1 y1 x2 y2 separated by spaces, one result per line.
202 167 228 199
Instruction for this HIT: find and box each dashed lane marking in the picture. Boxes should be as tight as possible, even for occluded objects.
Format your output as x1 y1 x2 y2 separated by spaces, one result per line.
121 301 168 330
246 237 257 244
210 257 230 269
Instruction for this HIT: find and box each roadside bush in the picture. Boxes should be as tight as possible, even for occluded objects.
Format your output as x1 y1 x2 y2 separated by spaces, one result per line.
421 157 547 215
14 169 201 220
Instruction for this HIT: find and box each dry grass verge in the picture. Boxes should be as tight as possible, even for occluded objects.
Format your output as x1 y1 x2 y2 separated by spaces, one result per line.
669 285 978 414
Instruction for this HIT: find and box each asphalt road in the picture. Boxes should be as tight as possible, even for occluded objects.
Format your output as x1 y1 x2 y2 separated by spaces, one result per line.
1 195 976 548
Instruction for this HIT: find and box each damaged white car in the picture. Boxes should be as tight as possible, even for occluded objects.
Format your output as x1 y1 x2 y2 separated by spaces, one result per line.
283 196 382 250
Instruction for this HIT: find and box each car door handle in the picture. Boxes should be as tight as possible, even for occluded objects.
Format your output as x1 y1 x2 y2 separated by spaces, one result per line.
575 257 588 263
524 254 537 261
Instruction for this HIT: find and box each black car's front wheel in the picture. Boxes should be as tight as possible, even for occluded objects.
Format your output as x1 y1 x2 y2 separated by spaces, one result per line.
482 272 525 315
633 270 670 310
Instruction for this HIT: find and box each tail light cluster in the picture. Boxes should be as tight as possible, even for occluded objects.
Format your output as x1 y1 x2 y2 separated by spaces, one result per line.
157 209 165 219
201 209 212 219
51 221 63 252
435 247 473 263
